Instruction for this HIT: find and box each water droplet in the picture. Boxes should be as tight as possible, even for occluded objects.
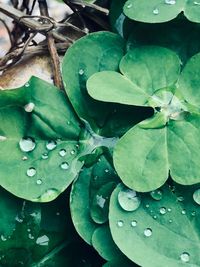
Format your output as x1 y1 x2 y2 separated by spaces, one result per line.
169 219 173 223
15 215 23 223
24 102 35 112
150 190 162 201
146 204 150 208
25 82 30 87
59 149 66 157
28 234 34 240
180 252 190 263
36 179 42 185
117 220 124 227
36 235 49 246
38 189 59 202
153 8 159 15
60 162 69 170
1 235 7 242
193 188 200 205
46 140 57 150
70 150 75 155
22 156 28 161
167 208 172 212
56 212 60 216
0 136 7 141
42 153 48 159
126 3 132 8
19 137 35 152
96 195 106 208
181 209 186 215
159 207 167 215
27 167 36 177
131 220 137 227
191 211 196 216
165 0 176 4
153 215 157 219
118 187 141 212
105 169 109 173
194 1 200 5
79 69 84 75
177 195 184 202
144 228 152 237
27 229 31 232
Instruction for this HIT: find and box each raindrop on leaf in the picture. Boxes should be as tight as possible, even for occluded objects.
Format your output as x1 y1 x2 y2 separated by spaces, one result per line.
36 235 49 246
46 140 57 150
180 252 190 263
118 187 141 212
19 137 35 152
193 188 200 205
42 153 48 160
24 102 35 112
60 162 69 170
153 8 159 15
131 220 137 227
150 189 162 200
117 220 124 227
59 149 66 157
159 207 167 215
27 167 36 177
144 228 152 237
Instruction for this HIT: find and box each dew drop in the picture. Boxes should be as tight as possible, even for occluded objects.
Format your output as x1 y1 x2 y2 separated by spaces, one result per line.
191 211 196 216
38 189 59 202
59 149 66 157
19 137 35 152
25 82 30 87
169 219 173 223
165 0 176 4
167 208 172 212
0 136 7 141
117 220 124 227
79 69 84 75
193 188 200 205
42 153 48 159
150 189 162 201
46 140 57 150
118 187 141 212
126 3 132 8
96 195 106 208
22 156 28 161
194 1 200 5
177 195 184 202
24 102 35 112
159 207 167 215
105 169 109 173
27 167 36 177
180 252 190 263
36 235 49 246
36 179 42 185
131 220 137 227
145 204 150 208
15 215 23 223
1 235 7 242
28 234 34 240
70 150 75 155
60 162 69 170
181 209 186 215
144 228 152 237
153 8 159 15
153 215 157 219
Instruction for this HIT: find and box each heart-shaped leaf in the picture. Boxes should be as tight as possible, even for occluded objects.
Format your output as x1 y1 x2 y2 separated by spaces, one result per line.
0 77 85 201
123 0 200 23
109 183 200 267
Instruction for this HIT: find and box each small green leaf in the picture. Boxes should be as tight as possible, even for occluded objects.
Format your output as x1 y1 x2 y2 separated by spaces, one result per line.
114 126 169 192
109 183 200 267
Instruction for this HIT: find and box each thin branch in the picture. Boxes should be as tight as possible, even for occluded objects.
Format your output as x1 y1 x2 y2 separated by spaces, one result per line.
38 0 64 90
0 3 73 43
72 1 109 15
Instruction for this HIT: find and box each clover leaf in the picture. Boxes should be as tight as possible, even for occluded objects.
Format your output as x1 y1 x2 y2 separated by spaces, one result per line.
123 0 200 23
0 76 87 202
87 46 200 192
109 183 200 266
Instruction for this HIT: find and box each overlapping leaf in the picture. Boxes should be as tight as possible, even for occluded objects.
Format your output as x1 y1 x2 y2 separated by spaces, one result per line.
109 183 200 266
123 0 200 23
87 46 200 192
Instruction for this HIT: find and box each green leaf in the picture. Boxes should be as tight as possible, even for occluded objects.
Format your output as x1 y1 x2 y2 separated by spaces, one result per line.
0 187 75 266
62 31 125 129
123 0 185 23
114 125 169 192
0 77 84 201
178 51 200 108
109 183 200 267
70 167 98 245
87 46 181 107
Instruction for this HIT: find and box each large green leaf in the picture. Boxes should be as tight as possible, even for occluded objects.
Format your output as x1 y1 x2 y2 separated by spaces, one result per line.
109 183 200 267
123 0 200 23
87 46 181 107
0 77 84 201
62 31 125 130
